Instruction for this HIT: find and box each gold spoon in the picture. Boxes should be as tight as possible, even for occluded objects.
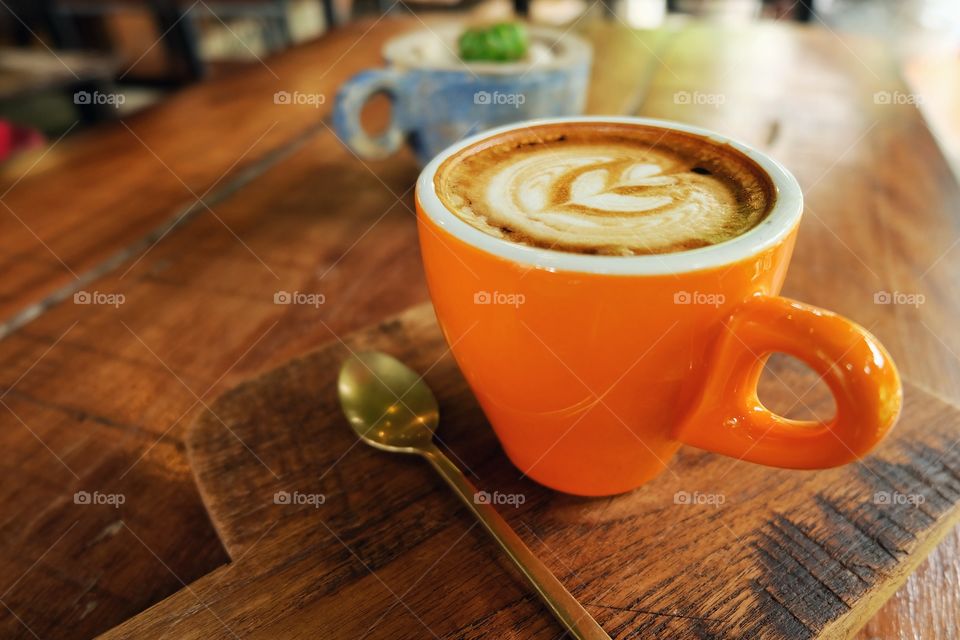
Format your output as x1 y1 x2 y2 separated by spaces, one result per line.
338 351 610 640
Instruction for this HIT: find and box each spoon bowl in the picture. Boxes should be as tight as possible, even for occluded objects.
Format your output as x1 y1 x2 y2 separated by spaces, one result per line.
338 351 439 453
337 350 610 639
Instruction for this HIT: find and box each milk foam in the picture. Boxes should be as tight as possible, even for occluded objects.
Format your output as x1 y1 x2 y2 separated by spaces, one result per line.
435 125 774 255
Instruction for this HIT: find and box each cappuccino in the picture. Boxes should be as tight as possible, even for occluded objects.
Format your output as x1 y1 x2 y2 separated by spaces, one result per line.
434 122 775 255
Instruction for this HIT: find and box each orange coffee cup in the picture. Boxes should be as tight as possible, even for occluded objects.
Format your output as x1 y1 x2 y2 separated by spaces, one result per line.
415 117 901 496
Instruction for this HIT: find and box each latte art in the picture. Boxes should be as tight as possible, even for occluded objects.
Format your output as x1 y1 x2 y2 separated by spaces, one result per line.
435 123 775 255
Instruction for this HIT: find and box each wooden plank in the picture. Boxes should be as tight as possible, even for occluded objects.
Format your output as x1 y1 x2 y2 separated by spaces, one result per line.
0 130 423 639
904 51 960 178
580 21 679 115
625 22 960 639
0 17 415 329
634 22 960 391
0 17 661 335
0 20 659 638
99 302 960 639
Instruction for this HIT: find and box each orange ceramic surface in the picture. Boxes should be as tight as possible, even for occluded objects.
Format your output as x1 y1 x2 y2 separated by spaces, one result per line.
415 117 901 496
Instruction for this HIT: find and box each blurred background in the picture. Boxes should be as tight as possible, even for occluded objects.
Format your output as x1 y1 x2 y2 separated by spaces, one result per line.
1 0 959 170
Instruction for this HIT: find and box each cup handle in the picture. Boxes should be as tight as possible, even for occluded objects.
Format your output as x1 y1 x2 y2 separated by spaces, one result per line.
673 294 902 468
333 69 406 159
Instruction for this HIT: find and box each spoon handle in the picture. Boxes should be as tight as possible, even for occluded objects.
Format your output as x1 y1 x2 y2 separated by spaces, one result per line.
422 445 610 640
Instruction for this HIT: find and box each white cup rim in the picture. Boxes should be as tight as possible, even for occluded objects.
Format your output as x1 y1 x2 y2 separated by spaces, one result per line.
383 24 592 74
416 116 803 276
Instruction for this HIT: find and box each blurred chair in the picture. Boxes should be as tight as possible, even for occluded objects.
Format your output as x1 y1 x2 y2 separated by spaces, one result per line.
186 0 298 51
46 0 313 81
46 0 205 80
2 1 82 48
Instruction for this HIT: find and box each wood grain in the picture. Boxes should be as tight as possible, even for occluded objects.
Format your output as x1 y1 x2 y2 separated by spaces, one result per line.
0 18 664 639
0 17 414 330
625 24 960 639
0 16 956 640
98 302 960 639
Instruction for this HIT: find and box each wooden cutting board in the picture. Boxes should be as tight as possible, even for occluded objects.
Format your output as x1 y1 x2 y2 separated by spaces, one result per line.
102 303 960 640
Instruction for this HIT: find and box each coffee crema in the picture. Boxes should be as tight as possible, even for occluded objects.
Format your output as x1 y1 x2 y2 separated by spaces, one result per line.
434 123 776 256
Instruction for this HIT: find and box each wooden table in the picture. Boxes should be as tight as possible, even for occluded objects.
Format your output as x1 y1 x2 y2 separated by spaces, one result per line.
905 51 960 181
0 15 957 640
